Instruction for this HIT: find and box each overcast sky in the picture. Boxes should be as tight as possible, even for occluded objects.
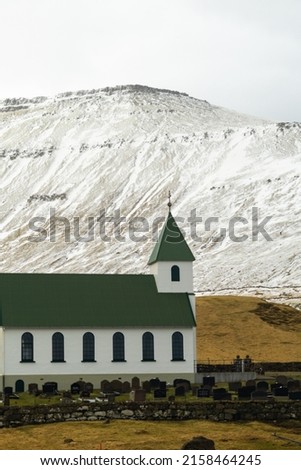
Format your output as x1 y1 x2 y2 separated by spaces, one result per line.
0 0 300 121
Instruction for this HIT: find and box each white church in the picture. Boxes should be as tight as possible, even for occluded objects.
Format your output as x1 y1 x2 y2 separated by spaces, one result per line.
0 207 196 392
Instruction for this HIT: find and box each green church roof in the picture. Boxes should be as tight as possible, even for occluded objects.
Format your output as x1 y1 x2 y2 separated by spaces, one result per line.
148 211 195 265
0 273 196 328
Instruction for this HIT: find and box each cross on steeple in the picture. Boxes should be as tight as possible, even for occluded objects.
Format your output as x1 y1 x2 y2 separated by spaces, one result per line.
167 190 172 212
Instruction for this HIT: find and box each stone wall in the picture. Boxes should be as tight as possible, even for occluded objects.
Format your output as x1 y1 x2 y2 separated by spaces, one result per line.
0 401 300 428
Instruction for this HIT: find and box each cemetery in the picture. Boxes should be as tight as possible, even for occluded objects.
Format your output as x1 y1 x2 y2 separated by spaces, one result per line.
1 374 301 428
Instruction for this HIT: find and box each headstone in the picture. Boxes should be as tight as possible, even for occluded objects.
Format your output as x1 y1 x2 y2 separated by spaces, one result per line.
80 390 90 398
173 379 191 390
142 380 151 393
289 391 301 400
191 385 199 396
131 376 140 390
197 388 210 398
129 389 146 402
228 381 242 392
28 383 39 394
212 388 230 400
149 378 161 390
287 380 300 391
71 382 80 394
121 381 131 393
203 376 215 387
154 389 166 398
256 381 269 391
111 379 122 393
251 390 269 400
76 380 86 391
42 382 58 394
159 381 167 391
175 385 186 396
63 390 72 398
4 387 13 395
273 386 288 397
276 375 288 386
84 382 94 393
101 380 112 393
238 386 255 399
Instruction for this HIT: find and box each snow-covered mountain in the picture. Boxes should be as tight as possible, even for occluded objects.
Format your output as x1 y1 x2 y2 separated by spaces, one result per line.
0 85 300 307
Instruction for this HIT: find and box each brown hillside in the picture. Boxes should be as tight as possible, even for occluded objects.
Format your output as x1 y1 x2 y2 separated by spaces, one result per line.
196 296 301 363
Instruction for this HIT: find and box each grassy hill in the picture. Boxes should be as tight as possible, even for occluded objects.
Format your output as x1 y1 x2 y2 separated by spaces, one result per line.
196 296 301 363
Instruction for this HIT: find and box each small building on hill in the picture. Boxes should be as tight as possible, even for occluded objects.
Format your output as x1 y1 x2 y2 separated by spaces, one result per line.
0 208 196 392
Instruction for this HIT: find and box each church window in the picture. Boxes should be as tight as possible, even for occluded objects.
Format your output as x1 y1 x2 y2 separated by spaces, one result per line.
82 332 95 362
21 332 34 362
171 265 180 282
52 332 65 362
112 332 125 361
142 332 155 361
172 331 184 360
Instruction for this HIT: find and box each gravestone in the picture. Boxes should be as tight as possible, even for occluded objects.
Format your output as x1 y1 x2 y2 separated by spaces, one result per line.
80 390 90 398
101 380 112 393
28 383 38 394
213 388 230 400
174 379 191 390
131 377 140 390
203 376 215 387
159 381 167 391
142 381 151 393
4 387 13 395
121 381 131 393
238 386 255 400
289 391 301 400
276 375 288 385
111 379 123 393
251 390 269 400
256 381 269 391
84 382 94 393
149 378 161 390
228 381 242 392
191 385 199 396
71 382 80 394
154 389 166 398
273 386 288 397
76 380 86 391
42 382 58 394
197 388 210 398
129 389 146 402
287 380 300 391
175 385 186 396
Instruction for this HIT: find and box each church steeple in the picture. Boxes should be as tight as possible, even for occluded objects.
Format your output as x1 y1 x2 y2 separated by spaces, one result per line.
148 196 195 294
148 210 195 265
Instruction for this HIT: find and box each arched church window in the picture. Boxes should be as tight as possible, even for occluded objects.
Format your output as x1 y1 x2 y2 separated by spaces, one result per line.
172 331 184 360
82 332 95 362
112 332 125 361
21 332 34 362
52 332 65 362
171 265 180 282
142 332 155 361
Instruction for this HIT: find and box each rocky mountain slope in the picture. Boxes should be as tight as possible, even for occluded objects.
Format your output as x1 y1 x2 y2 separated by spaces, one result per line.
0 85 300 306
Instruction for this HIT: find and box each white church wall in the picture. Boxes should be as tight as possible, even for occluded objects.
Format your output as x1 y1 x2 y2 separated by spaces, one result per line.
150 261 193 293
4 327 195 379
0 328 4 376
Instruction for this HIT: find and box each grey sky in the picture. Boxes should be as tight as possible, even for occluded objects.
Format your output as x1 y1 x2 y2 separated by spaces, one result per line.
0 0 300 121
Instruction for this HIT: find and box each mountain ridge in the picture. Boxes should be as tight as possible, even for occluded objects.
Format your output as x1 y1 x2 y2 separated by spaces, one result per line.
0 84 300 308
